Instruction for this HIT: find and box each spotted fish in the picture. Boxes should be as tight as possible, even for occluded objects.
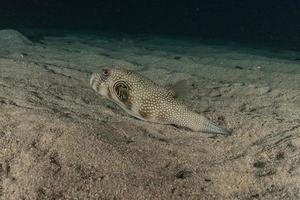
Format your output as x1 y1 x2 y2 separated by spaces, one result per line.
90 68 231 135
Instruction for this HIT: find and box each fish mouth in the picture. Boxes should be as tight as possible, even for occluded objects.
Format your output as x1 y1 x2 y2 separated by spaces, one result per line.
90 73 101 92
90 73 95 86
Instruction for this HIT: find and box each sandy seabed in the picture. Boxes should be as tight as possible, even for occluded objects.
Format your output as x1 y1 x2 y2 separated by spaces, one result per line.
0 29 300 199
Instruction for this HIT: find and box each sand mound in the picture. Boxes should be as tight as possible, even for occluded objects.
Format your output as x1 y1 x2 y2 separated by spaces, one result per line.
0 29 32 51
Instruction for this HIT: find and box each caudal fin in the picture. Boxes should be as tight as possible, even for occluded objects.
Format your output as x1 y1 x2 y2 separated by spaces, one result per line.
203 121 232 136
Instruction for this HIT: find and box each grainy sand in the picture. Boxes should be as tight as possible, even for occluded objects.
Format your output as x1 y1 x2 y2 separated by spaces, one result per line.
0 29 300 199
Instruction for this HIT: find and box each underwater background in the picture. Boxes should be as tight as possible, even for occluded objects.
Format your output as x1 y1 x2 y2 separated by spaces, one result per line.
1 0 300 49
0 1 300 199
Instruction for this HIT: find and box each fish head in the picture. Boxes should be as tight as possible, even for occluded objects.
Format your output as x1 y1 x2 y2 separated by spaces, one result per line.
90 68 132 102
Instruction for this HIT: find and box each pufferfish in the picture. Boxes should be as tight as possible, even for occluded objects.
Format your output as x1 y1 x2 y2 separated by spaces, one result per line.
90 68 231 135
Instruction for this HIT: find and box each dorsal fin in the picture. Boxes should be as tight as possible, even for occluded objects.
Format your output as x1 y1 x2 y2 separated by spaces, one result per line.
165 80 189 98
166 88 177 98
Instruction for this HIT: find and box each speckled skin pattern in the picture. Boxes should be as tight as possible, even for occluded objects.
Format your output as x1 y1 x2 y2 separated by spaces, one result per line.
90 68 230 135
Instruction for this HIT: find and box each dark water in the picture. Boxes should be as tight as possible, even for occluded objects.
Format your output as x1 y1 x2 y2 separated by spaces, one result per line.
1 1 300 50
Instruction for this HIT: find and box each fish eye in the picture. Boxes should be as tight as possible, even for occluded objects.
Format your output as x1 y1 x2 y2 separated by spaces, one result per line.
100 69 110 81
102 69 110 76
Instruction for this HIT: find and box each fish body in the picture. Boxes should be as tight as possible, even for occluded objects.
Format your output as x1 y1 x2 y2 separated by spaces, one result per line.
90 68 231 135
